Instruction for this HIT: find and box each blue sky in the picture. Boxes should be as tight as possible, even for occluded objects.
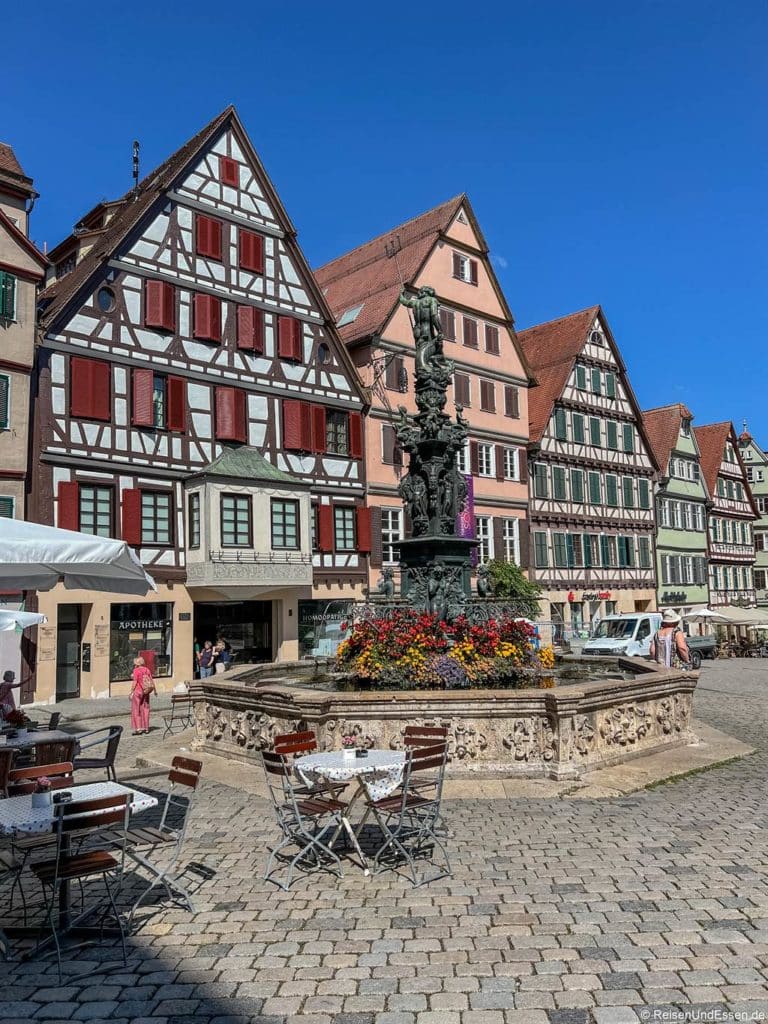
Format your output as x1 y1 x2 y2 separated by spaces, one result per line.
6 2 766 439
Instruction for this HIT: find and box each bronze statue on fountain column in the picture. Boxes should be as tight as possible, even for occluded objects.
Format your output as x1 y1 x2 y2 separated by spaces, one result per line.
399 286 445 374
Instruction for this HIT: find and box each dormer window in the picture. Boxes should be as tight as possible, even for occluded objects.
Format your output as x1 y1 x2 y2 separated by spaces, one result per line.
681 419 691 438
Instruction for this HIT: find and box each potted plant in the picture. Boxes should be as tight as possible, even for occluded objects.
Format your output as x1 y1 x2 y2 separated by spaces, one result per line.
5 709 30 740
31 776 52 809
341 734 356 761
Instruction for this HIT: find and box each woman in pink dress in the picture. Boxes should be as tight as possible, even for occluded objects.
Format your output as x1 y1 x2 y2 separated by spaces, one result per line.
130 656 154 735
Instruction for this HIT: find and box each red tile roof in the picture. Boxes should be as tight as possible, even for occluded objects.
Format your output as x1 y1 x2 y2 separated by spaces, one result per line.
641 403 692 475
0 143 35 198
314 195 466 345
516 306 599 441
693 421 733 494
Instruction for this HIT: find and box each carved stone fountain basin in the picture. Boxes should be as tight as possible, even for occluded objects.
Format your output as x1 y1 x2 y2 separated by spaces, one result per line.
190 658 697 780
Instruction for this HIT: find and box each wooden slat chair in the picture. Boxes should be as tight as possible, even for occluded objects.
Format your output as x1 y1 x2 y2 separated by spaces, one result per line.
0 747 15 798
35 738 78 768
262 750 347 891
73 726 123 783
7 760 75 797
124 756 203 928
273 730 346 799
368 742 451 887
162 694 194 738
403 725 448 748
31 793 131 981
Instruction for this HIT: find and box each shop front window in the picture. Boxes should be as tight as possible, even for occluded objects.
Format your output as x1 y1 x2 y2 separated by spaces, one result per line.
110 602 173 682
298 600 353 659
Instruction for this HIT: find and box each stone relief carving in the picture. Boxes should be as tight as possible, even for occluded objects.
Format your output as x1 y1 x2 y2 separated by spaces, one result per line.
504 718 536 761
574 715 596 757
452 722 488 761
540 716 557 761
656 696 683 735
600 704 651 746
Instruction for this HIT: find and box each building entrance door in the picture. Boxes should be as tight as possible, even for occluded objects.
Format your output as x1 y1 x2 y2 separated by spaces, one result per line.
193 601 273 670
56 604 81 701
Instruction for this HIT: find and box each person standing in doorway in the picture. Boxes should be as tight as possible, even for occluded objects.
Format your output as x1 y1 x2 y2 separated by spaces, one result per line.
131 656 155 734
198 640 215 678
214 640 231 674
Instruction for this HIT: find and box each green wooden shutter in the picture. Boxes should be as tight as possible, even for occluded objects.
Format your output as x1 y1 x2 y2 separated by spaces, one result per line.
623 423 634 452
534 463 548 499
638 479 650 508
605 372 616 398
600 535 610 566
607 421 618 450
565 534 575 568
0 375 8 429
0 272 16 320
553 466 567 499
583 534 593 567
589 417 602 446
554 407 567 440
534 531 549 567
622 477 634 507
588 472 601 504
606 475 618 506
570 469 584 503
591 368 602 394
0 496 14 517
575 365 587 390
572 413 585 443
553 533 568 567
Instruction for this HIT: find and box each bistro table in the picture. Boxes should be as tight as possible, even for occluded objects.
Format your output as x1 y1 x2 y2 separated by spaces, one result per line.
0 781 158 952
296 749 406 873
0 728 75 752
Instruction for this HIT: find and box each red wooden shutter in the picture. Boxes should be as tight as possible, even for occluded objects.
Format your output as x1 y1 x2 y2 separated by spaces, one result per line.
349 412 363 459
57 481 79 531
504 384 519 418
237 306 264 351
145 280 174 331
283 400 304 450
311 405 327 453
194 294 222 342
239 229 265 274
518 519 530 568
469 259 478 285
452 252 462 278
317 504 333 552
166 377 186 433
72 357 110 420
369 507 383 567
91 361 111 421
493 518 505 559
132 368 154 427
356 506 372 553
382 425 395 465
496 449 505 483
196 215 223 260
221 156 239 186
470 441 480 476
300 403 312 450
216 387 246 442
292 320 303 361
278 316 303 361
518 449 528 484
122 488 142 545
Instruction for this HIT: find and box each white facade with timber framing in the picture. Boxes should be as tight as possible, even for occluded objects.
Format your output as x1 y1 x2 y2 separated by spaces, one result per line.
29 107 369 702
518 307 659 643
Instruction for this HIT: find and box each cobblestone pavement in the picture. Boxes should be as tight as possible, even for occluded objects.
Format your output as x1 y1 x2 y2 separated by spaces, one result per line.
1 659 767 1023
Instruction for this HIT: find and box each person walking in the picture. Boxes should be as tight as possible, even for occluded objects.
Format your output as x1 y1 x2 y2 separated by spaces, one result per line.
198 640 215 678
130 656 155 735
649 610 690 668
0 670 22 717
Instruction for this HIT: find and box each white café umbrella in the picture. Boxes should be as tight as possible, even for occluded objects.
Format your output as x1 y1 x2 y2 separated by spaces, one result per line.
0 520 155 595
0 609 47 632
682 607 729 624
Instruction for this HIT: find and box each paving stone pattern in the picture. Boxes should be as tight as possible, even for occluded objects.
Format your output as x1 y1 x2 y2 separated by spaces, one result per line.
2 660 767 1022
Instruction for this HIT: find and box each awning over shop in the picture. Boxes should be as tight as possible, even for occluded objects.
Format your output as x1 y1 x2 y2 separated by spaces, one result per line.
712 606 768 627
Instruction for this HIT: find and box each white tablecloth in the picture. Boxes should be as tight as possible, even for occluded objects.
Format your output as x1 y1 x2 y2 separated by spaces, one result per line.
296 749 406 802
0 782 158 835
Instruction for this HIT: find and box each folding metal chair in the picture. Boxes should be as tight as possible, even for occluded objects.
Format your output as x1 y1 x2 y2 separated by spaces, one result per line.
7 760 75 797
368 742 451 887
124 756 202 928
273 730 346 798
162 694 193 738
30 792 131 981
73 726 123 782
262 750 347 891
47 713 61 731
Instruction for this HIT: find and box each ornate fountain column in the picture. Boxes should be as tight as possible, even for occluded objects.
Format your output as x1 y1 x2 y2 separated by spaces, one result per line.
393 286 477 621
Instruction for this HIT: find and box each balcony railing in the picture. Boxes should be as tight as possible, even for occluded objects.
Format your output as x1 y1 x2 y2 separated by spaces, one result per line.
208 550 313 565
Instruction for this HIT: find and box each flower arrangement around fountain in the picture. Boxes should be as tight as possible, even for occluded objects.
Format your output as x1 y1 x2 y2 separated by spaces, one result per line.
336 609 555 689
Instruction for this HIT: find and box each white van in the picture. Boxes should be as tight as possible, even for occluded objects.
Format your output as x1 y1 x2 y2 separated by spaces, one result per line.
582 613 661 658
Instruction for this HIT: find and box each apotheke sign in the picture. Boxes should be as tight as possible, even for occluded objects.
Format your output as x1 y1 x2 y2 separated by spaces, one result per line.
116 619 167 631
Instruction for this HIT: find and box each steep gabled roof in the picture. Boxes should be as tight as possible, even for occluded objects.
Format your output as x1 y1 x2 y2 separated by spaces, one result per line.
642 403 693 476
0 208 48 275
314 195 466 345
694 422 734 494
516 306 599 442
39 106 234 323
0 143 36 199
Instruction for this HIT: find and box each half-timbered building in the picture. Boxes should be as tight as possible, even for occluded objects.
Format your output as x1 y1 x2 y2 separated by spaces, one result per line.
642 404 711 616
314 195 533 589
0 143 47 698
517 307 659 642
737 424 768 607
694 422 758 608
29 107 369 701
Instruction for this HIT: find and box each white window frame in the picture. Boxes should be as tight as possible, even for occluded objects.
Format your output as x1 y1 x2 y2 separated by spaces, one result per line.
475 515 493 563
477 442 494 478
502 518 519 563
453 252 474 283
502 447 519 481
381 507 402 564
456 440 469 475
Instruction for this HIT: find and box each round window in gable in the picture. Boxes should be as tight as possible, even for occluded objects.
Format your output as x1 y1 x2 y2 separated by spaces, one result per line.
97 286 116 313
317 343 331 365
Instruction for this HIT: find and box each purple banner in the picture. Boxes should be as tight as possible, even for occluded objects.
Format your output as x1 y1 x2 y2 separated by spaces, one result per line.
456 474 478 566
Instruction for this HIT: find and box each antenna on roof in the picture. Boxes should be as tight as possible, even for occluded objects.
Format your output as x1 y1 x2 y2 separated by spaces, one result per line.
132 140 140 195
